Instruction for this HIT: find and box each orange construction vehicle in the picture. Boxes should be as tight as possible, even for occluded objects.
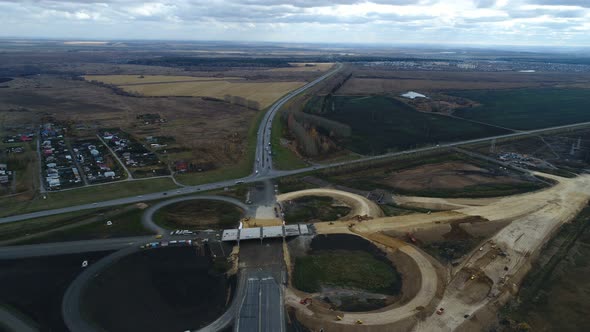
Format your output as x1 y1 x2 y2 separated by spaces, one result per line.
300 298 312 305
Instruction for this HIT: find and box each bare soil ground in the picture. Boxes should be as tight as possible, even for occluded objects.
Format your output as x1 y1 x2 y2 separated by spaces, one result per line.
417 173 590 332
288 175 590 331
385 162 525 191
269 62 334 72
497 205 590 332
84 75 238 84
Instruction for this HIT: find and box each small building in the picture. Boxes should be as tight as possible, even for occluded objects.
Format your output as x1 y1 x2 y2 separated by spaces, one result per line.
48 178 60 188
175 161 189 173
401 91 428 99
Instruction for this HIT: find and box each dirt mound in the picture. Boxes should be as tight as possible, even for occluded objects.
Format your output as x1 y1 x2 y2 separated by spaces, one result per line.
385 162 522 191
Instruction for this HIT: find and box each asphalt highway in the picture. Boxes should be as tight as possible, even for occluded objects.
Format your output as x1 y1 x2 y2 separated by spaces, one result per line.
61 245 142 332
198 272 247 332
254 63 343 177
0 236 150 259
235 273 284 332
2 120 590 225
0 308 39 332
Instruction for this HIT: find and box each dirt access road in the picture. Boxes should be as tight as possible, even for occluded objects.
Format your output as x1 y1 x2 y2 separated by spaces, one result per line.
284 173 590 331
285 231 441 331
415 173 590 332
277 188 383 218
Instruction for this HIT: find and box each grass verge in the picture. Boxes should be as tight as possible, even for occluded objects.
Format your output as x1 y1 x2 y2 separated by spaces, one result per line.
0 178 177 218
153 199 244 230
0 204 152 244
17 207 151 245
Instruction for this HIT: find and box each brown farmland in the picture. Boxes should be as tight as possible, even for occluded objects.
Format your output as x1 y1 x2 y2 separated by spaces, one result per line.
0 75 258 171
384 161 524 191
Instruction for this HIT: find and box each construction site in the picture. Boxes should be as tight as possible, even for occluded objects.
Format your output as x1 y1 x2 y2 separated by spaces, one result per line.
275 166 590 331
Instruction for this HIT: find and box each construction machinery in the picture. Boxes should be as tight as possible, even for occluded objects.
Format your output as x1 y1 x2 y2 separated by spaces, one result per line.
299 298 312 305
356 320 363 325
336 316 343 321
354 215 372 222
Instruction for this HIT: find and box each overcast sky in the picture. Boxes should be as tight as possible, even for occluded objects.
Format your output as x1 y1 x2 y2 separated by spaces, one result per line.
1 0 589 46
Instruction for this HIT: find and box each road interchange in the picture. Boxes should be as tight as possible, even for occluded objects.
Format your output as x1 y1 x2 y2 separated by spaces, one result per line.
2 62 590 332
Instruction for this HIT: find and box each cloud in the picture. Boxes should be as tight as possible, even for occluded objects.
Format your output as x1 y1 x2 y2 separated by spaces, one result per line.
474 0 497 8
528 0 590 8
0 0 588 45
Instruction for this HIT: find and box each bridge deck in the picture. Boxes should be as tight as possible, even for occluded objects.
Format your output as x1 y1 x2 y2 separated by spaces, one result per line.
222 224 311 241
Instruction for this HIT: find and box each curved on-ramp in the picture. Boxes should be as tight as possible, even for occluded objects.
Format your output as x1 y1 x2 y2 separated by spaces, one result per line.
62 243 245 332
141 195 253 234
277 188 384 218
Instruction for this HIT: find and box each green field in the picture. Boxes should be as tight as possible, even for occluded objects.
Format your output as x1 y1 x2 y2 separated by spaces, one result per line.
306 95 508 155
154 200 243 230
452 88 590 130
293 250 400 295
283 196 350 224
